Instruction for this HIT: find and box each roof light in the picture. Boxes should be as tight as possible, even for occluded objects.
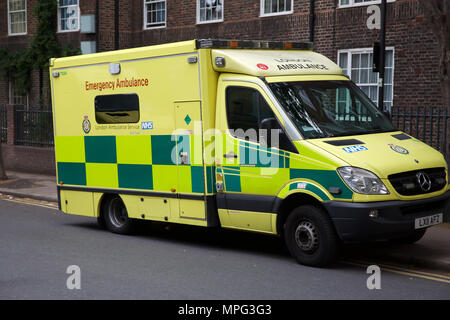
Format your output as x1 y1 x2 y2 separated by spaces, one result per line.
196 39 313 50
215 57 226 68
229 41 238 48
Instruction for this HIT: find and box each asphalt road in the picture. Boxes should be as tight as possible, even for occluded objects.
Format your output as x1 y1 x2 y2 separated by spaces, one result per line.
0 198 449 300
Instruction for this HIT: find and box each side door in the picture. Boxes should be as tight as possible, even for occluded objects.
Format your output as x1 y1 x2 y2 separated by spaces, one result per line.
215 79 297 225
173 100 206 222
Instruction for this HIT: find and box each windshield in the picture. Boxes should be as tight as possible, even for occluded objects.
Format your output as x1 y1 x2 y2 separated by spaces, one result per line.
268 80 396 139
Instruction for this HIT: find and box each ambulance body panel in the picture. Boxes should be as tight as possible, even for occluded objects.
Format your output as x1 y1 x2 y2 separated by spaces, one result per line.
50 39 449 267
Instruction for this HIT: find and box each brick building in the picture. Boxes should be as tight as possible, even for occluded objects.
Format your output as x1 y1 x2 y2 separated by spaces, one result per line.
0 0 445 173
0 0 443 110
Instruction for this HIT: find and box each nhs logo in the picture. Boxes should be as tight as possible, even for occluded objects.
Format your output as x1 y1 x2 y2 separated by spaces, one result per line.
141 121 153 130
343 145 368 153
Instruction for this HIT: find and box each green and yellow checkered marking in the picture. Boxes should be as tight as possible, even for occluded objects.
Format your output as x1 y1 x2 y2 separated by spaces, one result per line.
56 135 353 201
55 135 214 195
219 140 353 200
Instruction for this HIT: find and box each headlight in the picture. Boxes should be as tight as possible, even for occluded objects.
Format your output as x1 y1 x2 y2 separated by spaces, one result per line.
337 167 389 195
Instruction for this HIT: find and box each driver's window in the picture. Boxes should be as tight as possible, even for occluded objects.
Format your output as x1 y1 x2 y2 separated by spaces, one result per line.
226 86 276 143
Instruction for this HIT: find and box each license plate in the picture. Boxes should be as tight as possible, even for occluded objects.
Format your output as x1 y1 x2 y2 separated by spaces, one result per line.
414 213 443 229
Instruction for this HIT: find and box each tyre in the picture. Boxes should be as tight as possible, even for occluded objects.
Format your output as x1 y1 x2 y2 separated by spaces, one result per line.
97 215 106 229
284 205 339 267
102 195 136 235
389 228 427 244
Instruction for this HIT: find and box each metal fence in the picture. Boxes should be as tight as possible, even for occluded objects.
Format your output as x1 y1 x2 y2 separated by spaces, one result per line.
15 108 54 147
0 106 6 143
3 105 450 157
391 106 450 158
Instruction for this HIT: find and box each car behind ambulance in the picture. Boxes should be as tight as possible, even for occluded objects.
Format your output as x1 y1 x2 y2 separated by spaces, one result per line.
50 39 449 266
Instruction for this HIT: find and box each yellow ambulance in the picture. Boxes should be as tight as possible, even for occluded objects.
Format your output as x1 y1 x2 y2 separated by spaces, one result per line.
50 39 449 266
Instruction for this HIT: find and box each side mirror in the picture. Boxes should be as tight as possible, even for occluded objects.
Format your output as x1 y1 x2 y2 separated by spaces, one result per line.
259 117 297 154
259 118 281 148
382 109 391 120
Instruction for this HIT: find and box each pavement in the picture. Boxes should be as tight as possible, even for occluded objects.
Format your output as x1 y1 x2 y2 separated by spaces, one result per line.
0 170 449 273
0 171 57 202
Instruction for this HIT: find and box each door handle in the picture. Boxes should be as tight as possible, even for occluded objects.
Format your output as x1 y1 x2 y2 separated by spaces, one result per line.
179 152 189 164
223 152 237 159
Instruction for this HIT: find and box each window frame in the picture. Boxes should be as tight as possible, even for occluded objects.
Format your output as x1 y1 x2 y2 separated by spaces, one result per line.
260 0 294 18
337 47 395 111
7 0 27 36
196 0 224 25
57 0 80 33
8 79 29 108
94 93 141 125
143 0 167 30
338 0 396 9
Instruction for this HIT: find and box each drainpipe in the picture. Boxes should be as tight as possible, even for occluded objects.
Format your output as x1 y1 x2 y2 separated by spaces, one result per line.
309 0 315 43
378 0 387 112
114 0 119 50
96 0 99 52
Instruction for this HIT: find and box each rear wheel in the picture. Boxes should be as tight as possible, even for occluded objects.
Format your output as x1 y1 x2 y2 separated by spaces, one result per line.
284 205 338 267
103 195 136 234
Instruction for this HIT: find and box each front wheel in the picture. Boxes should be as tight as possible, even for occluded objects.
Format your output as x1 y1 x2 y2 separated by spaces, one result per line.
103 195 136 235
284 205 339 267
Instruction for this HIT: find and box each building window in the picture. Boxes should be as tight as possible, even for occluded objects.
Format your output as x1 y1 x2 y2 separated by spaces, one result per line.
197 0 223 24
144 0 166 29
8 0 27 35
58 0 80 32
9 79 28 108
339 0 396 8
338 48 394 110
95 94 140 124
261 0 293 16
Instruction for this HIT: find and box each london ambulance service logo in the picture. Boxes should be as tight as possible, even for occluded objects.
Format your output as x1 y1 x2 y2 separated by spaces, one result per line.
82 115 91 134
388 143 409 155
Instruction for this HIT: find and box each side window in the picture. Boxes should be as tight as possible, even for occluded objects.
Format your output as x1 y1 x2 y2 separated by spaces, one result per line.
95 94 140 124
226 86 276 143
226 86 298 153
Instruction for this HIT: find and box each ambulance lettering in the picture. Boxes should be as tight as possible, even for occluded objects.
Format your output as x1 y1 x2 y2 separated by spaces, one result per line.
84 77 149 92
141 121 153 130
342 145 368 153
277 63 329 71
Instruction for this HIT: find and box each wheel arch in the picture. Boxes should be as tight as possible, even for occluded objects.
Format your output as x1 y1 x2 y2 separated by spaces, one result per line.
275 192 329 236
96 192 123 219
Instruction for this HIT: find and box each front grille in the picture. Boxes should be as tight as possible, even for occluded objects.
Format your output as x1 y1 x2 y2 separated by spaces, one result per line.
388 167 446 196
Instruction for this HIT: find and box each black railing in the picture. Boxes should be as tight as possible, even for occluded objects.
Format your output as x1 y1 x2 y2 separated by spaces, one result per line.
392 106 450 158
15 108 54 147
4 105 450 158
0 106 6 143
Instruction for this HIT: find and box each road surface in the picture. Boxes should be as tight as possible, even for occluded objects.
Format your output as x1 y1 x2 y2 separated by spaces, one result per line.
0 198 448 300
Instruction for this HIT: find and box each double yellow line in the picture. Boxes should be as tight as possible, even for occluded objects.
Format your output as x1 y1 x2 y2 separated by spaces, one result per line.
342 259 450 284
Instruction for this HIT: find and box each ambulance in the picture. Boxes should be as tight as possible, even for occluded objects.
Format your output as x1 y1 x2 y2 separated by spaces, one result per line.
50 39 449 266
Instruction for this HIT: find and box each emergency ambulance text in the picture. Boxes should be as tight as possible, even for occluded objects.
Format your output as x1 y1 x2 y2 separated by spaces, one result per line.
85 77 149 92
